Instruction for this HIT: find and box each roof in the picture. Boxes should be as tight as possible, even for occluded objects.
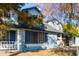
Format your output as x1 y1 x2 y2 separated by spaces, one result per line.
43 17 63 33
45 18 62 24
22 7 40 12
44 23 63 33
0 6 63 34
4 27 63 34
22 7 43 17
7 20 63 34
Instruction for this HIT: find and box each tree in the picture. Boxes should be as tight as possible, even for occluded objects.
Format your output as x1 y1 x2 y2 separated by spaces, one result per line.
0 3 23 40
36 3 59 21
18 11 43 28
62 24 79 38
59 4 79 23
0 3 44 39
59 3 79 45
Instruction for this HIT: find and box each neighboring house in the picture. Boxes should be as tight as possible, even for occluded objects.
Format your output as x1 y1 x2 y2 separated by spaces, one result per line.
69 26 79 46
0 7 63 51
69 36 79 47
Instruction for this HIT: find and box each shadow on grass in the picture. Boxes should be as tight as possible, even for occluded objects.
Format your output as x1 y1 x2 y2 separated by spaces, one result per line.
9 51 23 56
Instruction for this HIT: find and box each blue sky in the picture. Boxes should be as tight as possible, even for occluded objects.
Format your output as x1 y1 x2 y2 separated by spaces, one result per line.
21 3 36 10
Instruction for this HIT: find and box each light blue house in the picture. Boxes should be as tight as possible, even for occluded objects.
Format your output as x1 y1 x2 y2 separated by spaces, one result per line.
0 7 63 51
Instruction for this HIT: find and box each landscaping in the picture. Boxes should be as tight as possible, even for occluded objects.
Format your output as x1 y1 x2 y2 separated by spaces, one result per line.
10 49 76 56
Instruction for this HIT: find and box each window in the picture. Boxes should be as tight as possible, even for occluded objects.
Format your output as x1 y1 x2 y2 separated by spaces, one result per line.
25 31 46 44
7 30 16 41
0 30 16 41
9 10 18 25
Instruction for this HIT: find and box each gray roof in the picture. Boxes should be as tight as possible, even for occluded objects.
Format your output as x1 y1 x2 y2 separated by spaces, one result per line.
44 23 63 33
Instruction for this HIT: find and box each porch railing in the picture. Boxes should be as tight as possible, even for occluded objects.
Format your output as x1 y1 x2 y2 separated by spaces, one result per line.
0 41 17 50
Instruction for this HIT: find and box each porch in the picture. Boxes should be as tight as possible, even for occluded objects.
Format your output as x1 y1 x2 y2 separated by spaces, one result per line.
0 28 62 51
0 30 17 50
17 29 59 51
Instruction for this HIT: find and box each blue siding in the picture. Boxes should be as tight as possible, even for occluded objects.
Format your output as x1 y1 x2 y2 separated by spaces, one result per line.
24 31 58 51
9 31 58 51
25 44 44 51
47 34 58 48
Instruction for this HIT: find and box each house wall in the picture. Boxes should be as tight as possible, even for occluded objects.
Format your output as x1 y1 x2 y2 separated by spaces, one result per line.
74 37 79 56
0 29 58 51
24 31 47 51
24 31 58 51
0 29 59 51
16 29 58 51
46 33 58 49
69 37 79 46
75 37 79 46
16 30 26 51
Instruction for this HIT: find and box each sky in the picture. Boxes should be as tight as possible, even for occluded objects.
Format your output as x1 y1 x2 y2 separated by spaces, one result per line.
21 3 36 10
21 3 78 25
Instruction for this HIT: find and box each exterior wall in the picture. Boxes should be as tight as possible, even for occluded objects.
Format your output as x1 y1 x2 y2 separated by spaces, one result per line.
24 33 58 51
75 37 79 46
25 31 47 51
0 29 58 51
69 37 79 46
46 33 58 49
16 30 58 51
25 44 46 51
74 37 79 56
16 30 45 51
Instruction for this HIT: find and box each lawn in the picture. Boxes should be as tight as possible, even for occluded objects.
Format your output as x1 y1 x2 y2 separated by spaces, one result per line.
0 48 76 56
10 48 76 56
